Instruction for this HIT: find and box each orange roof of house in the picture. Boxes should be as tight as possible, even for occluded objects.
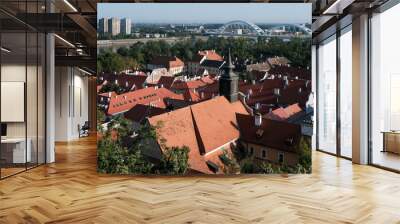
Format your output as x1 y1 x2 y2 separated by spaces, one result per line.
149 56 184 69
198 50 224 61
107 87 184 115
264 103 303 121
148 96 248 174
172 77 216 90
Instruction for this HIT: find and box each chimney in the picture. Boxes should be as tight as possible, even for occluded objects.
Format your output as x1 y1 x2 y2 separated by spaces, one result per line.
274 88 280 96
255 113 262 127
125 81 129 87
201 92 204 99
251 80 256 85
160 84 164 88
255 102 260 110
155 86 158 90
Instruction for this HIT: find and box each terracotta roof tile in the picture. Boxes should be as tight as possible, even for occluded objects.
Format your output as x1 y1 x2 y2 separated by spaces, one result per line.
264 103 303 121
98 73 147 91
198 50 224 61
148 96 248 174
107 87 184 115
149 56 184 69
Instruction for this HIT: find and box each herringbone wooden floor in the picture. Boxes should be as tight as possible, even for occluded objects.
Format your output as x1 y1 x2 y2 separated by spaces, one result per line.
0 136 400 224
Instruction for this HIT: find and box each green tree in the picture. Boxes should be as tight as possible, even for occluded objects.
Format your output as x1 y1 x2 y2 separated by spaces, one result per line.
158 146 190 175
98 51 125 73
296 137 312 173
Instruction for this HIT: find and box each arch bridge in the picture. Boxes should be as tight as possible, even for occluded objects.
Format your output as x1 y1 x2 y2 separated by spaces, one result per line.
218 20 264 35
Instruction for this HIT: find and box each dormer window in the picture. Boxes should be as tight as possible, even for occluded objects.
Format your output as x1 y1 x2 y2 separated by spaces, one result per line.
273 88 280 96
285 137 294 146
256 129 264 138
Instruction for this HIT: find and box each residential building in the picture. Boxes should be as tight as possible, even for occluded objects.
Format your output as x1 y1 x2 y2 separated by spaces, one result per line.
147 56 184 76
108 17 120 36
106 87 184 116
236 113 302 167
187 50 224 75
98 17 109 34
98 73 147 93
120 18 131 35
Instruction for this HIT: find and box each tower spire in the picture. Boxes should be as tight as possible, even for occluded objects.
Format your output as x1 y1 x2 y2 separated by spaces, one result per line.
222 48 236 77
219 48 239 102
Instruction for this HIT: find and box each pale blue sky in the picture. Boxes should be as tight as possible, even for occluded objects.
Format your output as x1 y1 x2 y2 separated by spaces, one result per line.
98 3 311 24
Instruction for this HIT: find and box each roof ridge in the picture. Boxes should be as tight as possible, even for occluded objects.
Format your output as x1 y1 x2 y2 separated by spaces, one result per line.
190 106 206 155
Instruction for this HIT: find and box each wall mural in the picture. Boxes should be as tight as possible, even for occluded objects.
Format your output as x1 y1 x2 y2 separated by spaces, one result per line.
96 3 313 175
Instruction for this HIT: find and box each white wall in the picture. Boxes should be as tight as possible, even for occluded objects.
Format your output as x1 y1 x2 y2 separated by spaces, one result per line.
54 66 89 141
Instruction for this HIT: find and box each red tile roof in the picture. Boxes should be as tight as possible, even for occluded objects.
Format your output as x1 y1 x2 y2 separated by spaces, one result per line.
148 96 248 174
172 76 216 91
107 87 184 115
98 73 147 91
198 50 224 61
149 56 184 69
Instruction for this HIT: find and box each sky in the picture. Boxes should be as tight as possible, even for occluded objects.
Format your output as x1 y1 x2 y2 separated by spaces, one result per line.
98 3 311 24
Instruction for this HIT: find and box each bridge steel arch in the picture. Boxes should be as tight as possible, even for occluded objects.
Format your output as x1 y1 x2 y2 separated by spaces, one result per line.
218 20 265 35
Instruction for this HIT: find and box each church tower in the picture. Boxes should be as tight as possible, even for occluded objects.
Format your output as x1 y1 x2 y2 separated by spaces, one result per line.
219 49 239 103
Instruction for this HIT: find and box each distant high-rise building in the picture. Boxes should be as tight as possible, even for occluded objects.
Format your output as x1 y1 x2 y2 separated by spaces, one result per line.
98 17 109 34
121 18 131 35
108 17 120 36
